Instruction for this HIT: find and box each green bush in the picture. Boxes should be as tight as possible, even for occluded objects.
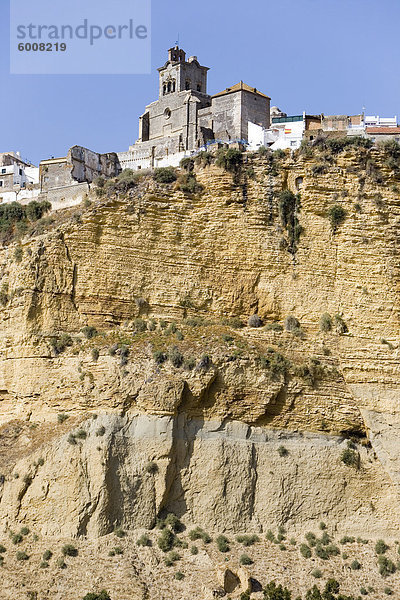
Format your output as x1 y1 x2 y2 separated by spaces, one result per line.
145 461 158 474
195 151 213 167
50 333 73 355
375 539 389 554
57 413 69 424
153 167 177 184
178 172 203 194
96 426 106 437
91 348 99 362
11 533 23 544
384 587 393 596
216 535 230 553
137 534 151 547
278 190 302 254
328 205 347 232
168 346 183 368
62 544 78 557
278 445 288 457
320 313 332 332
263 581 292 600
82 591 111 600
0 545 6 553
164 513 183 533
16 550 29 560
43 549 52 561
188 526 211 543
260 348 290 380
113 527 125 538
174 571 184 580
239 553 253 565
157 528 175 552
351 559 361 570
378 555 396 577
190 545 198 555
236 534 259 546
81 326 97 339
341 448 359 467
215 148 243 173
300 543 312 558
311 569 322 578
314 544 329 560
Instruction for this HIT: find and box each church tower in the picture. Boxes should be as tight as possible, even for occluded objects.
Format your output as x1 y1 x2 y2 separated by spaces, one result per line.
157 46 209 98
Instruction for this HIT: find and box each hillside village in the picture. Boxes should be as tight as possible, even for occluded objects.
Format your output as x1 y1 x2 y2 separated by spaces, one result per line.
1 45 399 210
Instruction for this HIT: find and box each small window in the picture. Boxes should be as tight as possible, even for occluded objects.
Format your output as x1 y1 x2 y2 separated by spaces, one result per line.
164 108 171 119
19 168 23 175
185 80 190 90
1 168 5 174
197 84 201 92
0 181 3 187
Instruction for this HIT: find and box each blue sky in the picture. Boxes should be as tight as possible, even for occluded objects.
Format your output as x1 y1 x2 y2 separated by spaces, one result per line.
1 0 399 165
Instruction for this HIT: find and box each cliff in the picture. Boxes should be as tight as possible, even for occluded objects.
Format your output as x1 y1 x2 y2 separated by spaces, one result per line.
0 143 400 598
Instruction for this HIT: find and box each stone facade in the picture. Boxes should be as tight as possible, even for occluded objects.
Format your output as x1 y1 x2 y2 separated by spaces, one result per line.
120 47 271 170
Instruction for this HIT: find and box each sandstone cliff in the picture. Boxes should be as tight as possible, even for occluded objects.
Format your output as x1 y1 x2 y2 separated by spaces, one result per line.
0 144 400 598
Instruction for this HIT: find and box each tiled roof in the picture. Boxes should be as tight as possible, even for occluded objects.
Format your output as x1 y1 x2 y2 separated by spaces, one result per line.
213 81 270 99
366 127 400 134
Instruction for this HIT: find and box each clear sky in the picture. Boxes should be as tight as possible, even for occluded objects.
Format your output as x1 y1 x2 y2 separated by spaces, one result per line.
1 0 399 166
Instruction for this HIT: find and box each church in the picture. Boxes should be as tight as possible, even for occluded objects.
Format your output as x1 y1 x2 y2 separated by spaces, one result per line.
118 46 271 170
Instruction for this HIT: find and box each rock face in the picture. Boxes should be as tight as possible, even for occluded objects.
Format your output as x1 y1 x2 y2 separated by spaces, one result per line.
0 146 400 542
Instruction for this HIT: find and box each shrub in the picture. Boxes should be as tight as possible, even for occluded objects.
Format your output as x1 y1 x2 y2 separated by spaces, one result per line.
248 314 262 328
328 205 347 232
114 527 125 538
67 433 77 445
195 151 213 167
114 546 123 555
325 544 340 556
216 535 230 553
278 445 288 457
341 448 359 467
164 513 183 533
239 553 253 565
333 314 348 334
75 429 87 440
300 543 312 558
16 550 29 560
145 461 158 474
263 581 292 600
384 588 393 596
43 549 52 561
137 534 151 547
351 559 361 570
0 545 6 553
284 315 300 332
157 528 175 552
50 333 73 355
311 569 322 578
62 544 78 557
236 534 259 546
96 426 106 437
222 317 243 329
265 322 283 332
360 588 368 596
325 579 340 594
260 348 290 379
190 545 198 555
320 313 332 332
314 544 329 560
40 561 49 568
14 246 23 262
168 346 183 368
91 348 99 362
375 539 389 555
134 318 147 332
11 533 23 544
175 571 184 580
153 167 177 184
196 354 211 371
81 326 97 339
178 172 203 194
378 555 396 577
82 592 111 600
278 190 302 254
215 148 243 173
188 526 211 543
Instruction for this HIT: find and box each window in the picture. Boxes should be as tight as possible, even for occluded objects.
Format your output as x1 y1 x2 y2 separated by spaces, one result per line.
172 80 176 92
0 181 3 187
197 84 201 92
185 80 190 90
1 168 5 174
19 168 23 175
167 81 171 93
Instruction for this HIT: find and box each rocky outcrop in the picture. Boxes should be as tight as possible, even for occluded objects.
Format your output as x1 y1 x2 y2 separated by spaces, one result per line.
0 146 400 543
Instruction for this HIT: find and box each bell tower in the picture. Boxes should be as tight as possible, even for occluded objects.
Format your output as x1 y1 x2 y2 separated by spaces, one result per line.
157 46 209 99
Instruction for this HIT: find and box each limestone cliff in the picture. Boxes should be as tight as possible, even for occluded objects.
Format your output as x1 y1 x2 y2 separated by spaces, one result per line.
0 144 400 598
